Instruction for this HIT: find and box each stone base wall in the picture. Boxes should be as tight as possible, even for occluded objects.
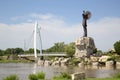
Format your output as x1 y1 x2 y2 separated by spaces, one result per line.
74 37 96 58
71 72 85 80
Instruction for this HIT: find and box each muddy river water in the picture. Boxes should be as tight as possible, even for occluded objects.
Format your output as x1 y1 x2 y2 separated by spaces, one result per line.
0 63 120 80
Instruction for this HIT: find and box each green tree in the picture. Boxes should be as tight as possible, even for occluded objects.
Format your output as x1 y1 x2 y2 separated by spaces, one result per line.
14 48 24 54
4 48 24 55
65 42 75 57
5 48 14 55
28 48 34 53
46 42 65 52
114 40 120 55
25 48 40 54
0 49 4 56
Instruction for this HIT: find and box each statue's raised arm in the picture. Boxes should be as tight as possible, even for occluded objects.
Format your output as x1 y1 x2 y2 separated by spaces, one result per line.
82 11 91 37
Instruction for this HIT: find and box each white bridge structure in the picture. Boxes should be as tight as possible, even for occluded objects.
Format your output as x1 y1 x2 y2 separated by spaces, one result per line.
18 52 66 57
20 22 66 60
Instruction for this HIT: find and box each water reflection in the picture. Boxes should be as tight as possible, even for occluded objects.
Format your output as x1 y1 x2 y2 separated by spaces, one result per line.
33 63 37 74
0 63 120 80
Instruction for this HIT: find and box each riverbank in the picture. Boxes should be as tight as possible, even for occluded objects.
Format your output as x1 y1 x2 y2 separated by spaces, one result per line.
0 60 33 63
3 72 120 80
0 55 34 63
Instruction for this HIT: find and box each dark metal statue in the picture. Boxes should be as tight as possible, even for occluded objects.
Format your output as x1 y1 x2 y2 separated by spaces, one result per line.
82 11 91 37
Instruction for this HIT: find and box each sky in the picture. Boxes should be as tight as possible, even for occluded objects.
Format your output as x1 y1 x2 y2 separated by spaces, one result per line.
0 0 120 51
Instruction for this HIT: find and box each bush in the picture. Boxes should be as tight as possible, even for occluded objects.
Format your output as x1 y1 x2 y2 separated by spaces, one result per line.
53 72 71 80
113 73 120 78
69 58 81 65
3 75 19 80
29 72 45 80
37 72 45 79
29 74 38 80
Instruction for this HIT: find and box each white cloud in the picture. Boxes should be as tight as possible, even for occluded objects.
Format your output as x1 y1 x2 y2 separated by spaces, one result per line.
30 13 55 20
0 14 120 51
88 17 120 51
0 23 34 49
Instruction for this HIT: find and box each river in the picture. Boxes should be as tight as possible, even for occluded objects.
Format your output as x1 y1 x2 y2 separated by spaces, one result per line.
0 63 120 80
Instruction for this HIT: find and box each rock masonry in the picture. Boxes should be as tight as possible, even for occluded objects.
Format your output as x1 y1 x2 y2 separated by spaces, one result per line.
74 37 96 58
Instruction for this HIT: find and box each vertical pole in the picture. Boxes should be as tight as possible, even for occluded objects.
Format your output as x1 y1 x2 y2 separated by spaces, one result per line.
34 22 37 59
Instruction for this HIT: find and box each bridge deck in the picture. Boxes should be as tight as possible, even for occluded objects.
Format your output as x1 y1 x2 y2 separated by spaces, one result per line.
18 53 67 57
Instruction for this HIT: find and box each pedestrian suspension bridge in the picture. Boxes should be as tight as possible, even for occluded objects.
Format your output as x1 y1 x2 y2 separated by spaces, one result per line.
19 22 66 60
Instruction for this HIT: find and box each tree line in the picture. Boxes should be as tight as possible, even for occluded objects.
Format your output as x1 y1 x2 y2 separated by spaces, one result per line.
0 40 120 57
0 42 75 57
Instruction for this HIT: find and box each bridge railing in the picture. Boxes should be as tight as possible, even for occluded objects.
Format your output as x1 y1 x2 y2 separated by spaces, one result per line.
18 52 67 57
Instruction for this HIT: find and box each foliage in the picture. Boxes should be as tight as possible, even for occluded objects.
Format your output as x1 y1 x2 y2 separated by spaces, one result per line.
24 48 40 54
69 58 81 65
0 49 4 56
14 48 24 54
0 47 40 55
53 72 71 80
29 74 38 80
114 40 120 55
46 42 65 52
29 72 45 80
93 48 97 53
3 75 19 80
65 42 75 57
0 41 75 56
4 48 24 55
45 42 75 57
0 60 33 63
4 48 14 54
37 71 45 79
113 73 120 78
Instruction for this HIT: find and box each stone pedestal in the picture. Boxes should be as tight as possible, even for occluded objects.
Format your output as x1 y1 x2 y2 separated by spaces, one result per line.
74 37 96 58
71 72 85 80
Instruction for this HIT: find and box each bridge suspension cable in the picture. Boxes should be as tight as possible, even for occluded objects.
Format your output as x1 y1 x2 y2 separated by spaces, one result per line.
24 31 34 51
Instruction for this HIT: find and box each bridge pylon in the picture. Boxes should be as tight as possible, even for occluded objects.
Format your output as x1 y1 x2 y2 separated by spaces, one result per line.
34 21 44 61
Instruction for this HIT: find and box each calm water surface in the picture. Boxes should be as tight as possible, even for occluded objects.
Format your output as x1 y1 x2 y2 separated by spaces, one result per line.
0 63 120 80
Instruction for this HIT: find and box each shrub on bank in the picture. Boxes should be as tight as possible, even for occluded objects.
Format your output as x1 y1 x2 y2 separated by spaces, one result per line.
69 58 81 66
29 74 37 80
53 72 71 80
3 75 19 80
29 72 45 80
37 72 45 79
113 73 120 78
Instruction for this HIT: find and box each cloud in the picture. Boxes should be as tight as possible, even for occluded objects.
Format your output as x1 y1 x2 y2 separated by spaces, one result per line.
0 14 120 51
0 22 34 49
88 17 120 51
